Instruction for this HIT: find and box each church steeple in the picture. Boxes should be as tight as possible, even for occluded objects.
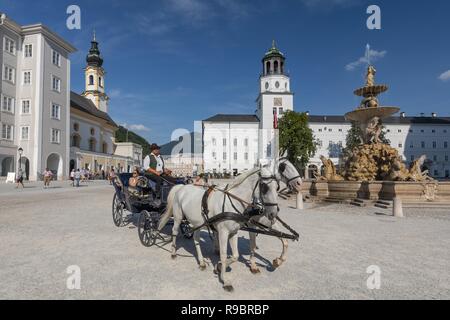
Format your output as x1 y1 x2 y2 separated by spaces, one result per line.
86 31 103 67
82 32 109 113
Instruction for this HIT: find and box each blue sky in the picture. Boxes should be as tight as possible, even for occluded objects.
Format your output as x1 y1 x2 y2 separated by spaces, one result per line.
3 0 450 143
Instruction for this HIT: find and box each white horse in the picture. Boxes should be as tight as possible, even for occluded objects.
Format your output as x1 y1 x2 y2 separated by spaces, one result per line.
158 167 280 291
246 158 302 273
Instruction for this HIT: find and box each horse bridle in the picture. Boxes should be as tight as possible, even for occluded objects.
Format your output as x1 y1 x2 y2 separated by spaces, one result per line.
252 172 280 213
278 158 302 190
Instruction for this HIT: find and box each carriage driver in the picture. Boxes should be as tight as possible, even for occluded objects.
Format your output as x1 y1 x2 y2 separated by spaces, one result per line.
143 143 177 195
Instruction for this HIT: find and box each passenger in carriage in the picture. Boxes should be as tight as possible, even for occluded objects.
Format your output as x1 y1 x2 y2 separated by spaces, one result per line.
143 144 178 196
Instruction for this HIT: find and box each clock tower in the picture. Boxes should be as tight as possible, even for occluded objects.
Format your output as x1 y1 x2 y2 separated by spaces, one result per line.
82 32 109 113
256 41 294 161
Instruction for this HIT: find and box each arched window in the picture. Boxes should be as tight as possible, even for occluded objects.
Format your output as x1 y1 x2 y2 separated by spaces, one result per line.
90 128 95 136
89 75 94 85
102 142 108 154
274 60 279 74
89 138 96 152
98 77 102 87
72 134 81 148
73 122 79 132
266 61 271 75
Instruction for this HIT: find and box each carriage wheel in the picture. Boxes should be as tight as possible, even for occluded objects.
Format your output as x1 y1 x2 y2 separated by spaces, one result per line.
180 222 193 239
138 210 158 247
112 193 125 227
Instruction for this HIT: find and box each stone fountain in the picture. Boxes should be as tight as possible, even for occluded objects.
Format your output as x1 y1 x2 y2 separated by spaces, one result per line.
306 65 450 204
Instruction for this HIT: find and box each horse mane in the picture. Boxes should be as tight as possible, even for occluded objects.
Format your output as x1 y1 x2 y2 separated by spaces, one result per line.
226 168 260 191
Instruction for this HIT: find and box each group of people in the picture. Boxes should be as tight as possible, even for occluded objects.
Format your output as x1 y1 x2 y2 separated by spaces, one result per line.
15 168 53 189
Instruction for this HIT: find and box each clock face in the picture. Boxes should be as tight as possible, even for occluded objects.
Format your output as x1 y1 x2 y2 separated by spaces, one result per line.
275 81 280 89
265 82 269 90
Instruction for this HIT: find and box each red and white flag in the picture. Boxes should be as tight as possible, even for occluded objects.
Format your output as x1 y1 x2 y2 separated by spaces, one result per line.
273 108 278 129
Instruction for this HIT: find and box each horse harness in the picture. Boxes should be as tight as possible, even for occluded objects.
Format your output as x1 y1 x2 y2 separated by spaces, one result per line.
195 172 299 241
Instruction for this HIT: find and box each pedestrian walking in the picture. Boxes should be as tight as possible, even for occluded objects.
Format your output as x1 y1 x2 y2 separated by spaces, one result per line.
16 168 25 189
74 169 81 187
43 168 53 189
70 169 75 187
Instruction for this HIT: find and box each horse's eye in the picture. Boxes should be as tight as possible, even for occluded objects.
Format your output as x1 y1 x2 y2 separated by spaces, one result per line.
279 163 286 173
260 183 269 194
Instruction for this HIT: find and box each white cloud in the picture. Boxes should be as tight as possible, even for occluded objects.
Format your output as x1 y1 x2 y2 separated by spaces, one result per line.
345 49 387 71
121 123 151 132
109 89 121 98
438 70 450 82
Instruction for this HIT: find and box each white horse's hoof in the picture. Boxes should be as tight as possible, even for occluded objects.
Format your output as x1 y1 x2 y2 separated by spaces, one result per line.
223 285 234 292
250 267 261 274
273 258 282 269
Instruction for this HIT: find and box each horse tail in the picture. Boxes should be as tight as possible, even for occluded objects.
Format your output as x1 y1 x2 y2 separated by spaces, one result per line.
158 184 183 231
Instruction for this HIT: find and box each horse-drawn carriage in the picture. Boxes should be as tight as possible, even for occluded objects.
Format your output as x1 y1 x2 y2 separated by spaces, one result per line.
112 173 192 247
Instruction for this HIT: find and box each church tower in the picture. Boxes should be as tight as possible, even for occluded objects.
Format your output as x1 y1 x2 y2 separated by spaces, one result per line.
82 32 109 113
256 41 294 161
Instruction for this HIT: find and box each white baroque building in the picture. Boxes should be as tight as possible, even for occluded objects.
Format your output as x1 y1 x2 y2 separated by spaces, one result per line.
308 114 450 180
203 42 294 175
203 41 450 180
0 12 141 181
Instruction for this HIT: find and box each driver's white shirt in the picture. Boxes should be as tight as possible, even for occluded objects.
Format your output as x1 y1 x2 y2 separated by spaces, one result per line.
144 153 164 173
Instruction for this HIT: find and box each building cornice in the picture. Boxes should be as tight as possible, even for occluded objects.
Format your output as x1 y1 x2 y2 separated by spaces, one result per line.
21 24 77 53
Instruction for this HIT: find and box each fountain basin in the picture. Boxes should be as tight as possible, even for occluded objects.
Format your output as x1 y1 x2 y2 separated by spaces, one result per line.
302 180 450 203
345 106 400 122
354 85 388 97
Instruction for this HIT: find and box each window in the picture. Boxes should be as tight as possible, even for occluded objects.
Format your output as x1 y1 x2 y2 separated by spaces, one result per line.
398 143 403 148
339 129 343 132
446 155 449 162
445 142 448 149
89 75 94 85
51 129 61 144
387 129 391 133
90 128 95 135
409 129 413 133
244 152 248 161
24 44 32 58
434 170 439 177
20 126 30 140
73 123 79 132
444 130 448 134
3 65 15 83
99 77 102 87
72 134 80 148
21 100 31 114
279 107 284 115
433 141 437 149
432 130 436 133
329 129 332 132
410 143 414 149
398 129 402 133
223 152 227 161
23 71 31 85
3 36 16 55
1 124 13 140
433 155 438 162
421 141 425 149
89 138 96 151
410 155 415 162
421 130 425 133
234 152 238 161
212 152 216 159
51 104 61 120
1 95 15 113
223 139 226 146
233 138 237 147
212 138 216 146
52 50 61 66
52 76 61 92
102 142 108 154
244 138 248 147
318 129 323 132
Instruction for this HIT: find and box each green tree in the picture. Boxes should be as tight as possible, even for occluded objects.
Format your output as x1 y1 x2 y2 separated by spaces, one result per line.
278 111 317 169
115 126 151 156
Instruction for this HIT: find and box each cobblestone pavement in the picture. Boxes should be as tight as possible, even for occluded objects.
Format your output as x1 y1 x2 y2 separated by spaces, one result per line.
0 183 449 300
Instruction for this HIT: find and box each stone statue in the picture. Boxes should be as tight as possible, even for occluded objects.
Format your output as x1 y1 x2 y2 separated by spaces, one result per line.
360 116 382 144
366 65 376 87
315 156 344 181
409 155 433 182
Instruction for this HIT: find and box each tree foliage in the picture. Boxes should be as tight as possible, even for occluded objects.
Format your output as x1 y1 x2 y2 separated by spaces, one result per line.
115 126 151 156
278 111 317 169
